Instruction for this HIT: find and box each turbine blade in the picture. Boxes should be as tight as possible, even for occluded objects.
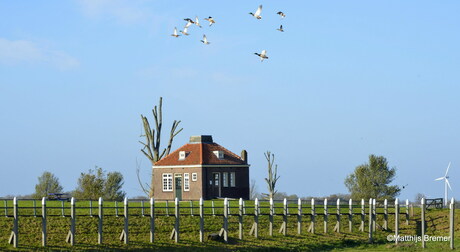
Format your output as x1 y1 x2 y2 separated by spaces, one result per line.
445 162 451 177
435 177 444 181
446 179 452 191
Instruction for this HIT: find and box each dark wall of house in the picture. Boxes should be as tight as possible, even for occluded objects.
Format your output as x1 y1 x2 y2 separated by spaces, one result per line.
204 167 249 200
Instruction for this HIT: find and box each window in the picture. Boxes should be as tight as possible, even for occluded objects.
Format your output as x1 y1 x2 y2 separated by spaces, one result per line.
192 173 198 181
162 173 173 191
184 173 190 191
230 172 236 187
223 172 228 187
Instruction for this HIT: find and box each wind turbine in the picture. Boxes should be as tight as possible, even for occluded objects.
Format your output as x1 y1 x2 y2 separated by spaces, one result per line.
434 162 452 207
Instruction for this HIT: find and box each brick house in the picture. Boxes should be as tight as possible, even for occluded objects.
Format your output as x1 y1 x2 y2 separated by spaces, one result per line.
152 135 250 200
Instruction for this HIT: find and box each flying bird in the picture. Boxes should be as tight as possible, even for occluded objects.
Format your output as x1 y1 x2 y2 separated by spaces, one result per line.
171 27 180 37
277 25 284 32
184 19 194 28
249 5 263 19
254 50 268 62
195 16 202 28
180 27 190 36
201 34 210 45
204 16 215 26
277 11 286 18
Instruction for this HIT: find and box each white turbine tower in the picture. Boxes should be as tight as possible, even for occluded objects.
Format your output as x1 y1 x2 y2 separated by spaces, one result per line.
434 162 452 206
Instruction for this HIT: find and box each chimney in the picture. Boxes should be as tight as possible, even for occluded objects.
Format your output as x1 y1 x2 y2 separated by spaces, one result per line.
241 150 248 164
189 135 213 143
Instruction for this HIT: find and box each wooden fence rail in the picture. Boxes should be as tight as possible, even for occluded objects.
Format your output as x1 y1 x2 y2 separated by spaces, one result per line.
1 197 455 249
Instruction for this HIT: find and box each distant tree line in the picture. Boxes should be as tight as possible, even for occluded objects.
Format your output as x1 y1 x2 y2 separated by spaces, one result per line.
32 166 126 201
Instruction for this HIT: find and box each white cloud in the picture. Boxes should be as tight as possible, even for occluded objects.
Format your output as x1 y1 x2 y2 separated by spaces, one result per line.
76 0 148 24
0 38 79 70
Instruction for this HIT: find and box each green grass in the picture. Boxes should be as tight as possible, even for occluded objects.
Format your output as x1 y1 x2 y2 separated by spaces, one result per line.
0 199 458 251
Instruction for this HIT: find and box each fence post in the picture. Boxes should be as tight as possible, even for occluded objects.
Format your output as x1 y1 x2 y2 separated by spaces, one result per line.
150 198 155 243
395 198 399 245
98 197 103 244
421 198 426 248
212 200 215 216
238 198 243 240
115 201 119 217
141 200 145 217
372 199 376 232
9 197 18 248
450 198 455 250
89 200 93 217
243 200 246 215
61 200 65 217
405 199 409 225
166 200 169 216
223 198 228 242
33 199 37 217
174 197 179 243
123 197 129 244
324 198 328 233
309 198 315 233
384 199 388 230
359 199 365 232
298 198 302 235
254 198 259 238
282 198 287 236
349 199 353 232
200 198 204 242
334 199 341 233
368 198 373 243
4 199 7 217
42 197 47 247
269 198 274 236
190 200 194 216
70 197 75 245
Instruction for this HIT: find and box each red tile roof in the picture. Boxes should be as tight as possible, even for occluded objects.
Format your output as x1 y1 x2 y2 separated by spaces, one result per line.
154 142 247 166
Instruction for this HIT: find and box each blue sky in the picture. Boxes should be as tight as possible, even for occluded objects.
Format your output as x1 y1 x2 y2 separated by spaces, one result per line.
1 1 459 201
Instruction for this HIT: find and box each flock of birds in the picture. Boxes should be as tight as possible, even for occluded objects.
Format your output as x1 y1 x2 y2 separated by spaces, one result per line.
170 5 286 62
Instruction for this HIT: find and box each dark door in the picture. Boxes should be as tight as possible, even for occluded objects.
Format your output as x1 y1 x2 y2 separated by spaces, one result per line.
175 176 182 201
212 172 221 198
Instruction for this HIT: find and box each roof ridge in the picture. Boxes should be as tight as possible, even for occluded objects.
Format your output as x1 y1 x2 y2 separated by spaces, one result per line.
211 142 243 160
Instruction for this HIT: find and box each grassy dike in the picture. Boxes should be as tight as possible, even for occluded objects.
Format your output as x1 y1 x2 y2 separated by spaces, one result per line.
0 200 458 251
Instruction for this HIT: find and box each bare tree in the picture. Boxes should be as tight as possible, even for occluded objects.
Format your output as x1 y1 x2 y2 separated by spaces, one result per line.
138 97 183 197
263 151 280 199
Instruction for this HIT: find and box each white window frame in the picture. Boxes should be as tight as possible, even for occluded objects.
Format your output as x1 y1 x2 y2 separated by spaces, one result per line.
184 173 190 191
192 173 198 182
223 172 228 187
230 172 236 187
162 173 173 192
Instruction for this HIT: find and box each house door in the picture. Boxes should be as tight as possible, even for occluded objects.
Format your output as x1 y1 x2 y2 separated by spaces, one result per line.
212 172 221 198
175 175 182 201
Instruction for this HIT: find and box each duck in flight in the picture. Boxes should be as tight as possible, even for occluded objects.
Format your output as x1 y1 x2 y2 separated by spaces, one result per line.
201 34 210 45
171 27 180 37
204 16 215 26
180 27 190 36
195 16 202 28
249 5 263 19
254 50 268 62
277 11 286 18
277 25 284 32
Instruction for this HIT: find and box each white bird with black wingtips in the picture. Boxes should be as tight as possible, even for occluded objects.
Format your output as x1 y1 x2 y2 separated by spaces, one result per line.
249 5 263 19
254 50 268 62
201 34 210 45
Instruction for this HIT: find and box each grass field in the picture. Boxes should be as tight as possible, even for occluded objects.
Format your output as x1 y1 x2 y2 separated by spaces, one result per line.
0 199 458 251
